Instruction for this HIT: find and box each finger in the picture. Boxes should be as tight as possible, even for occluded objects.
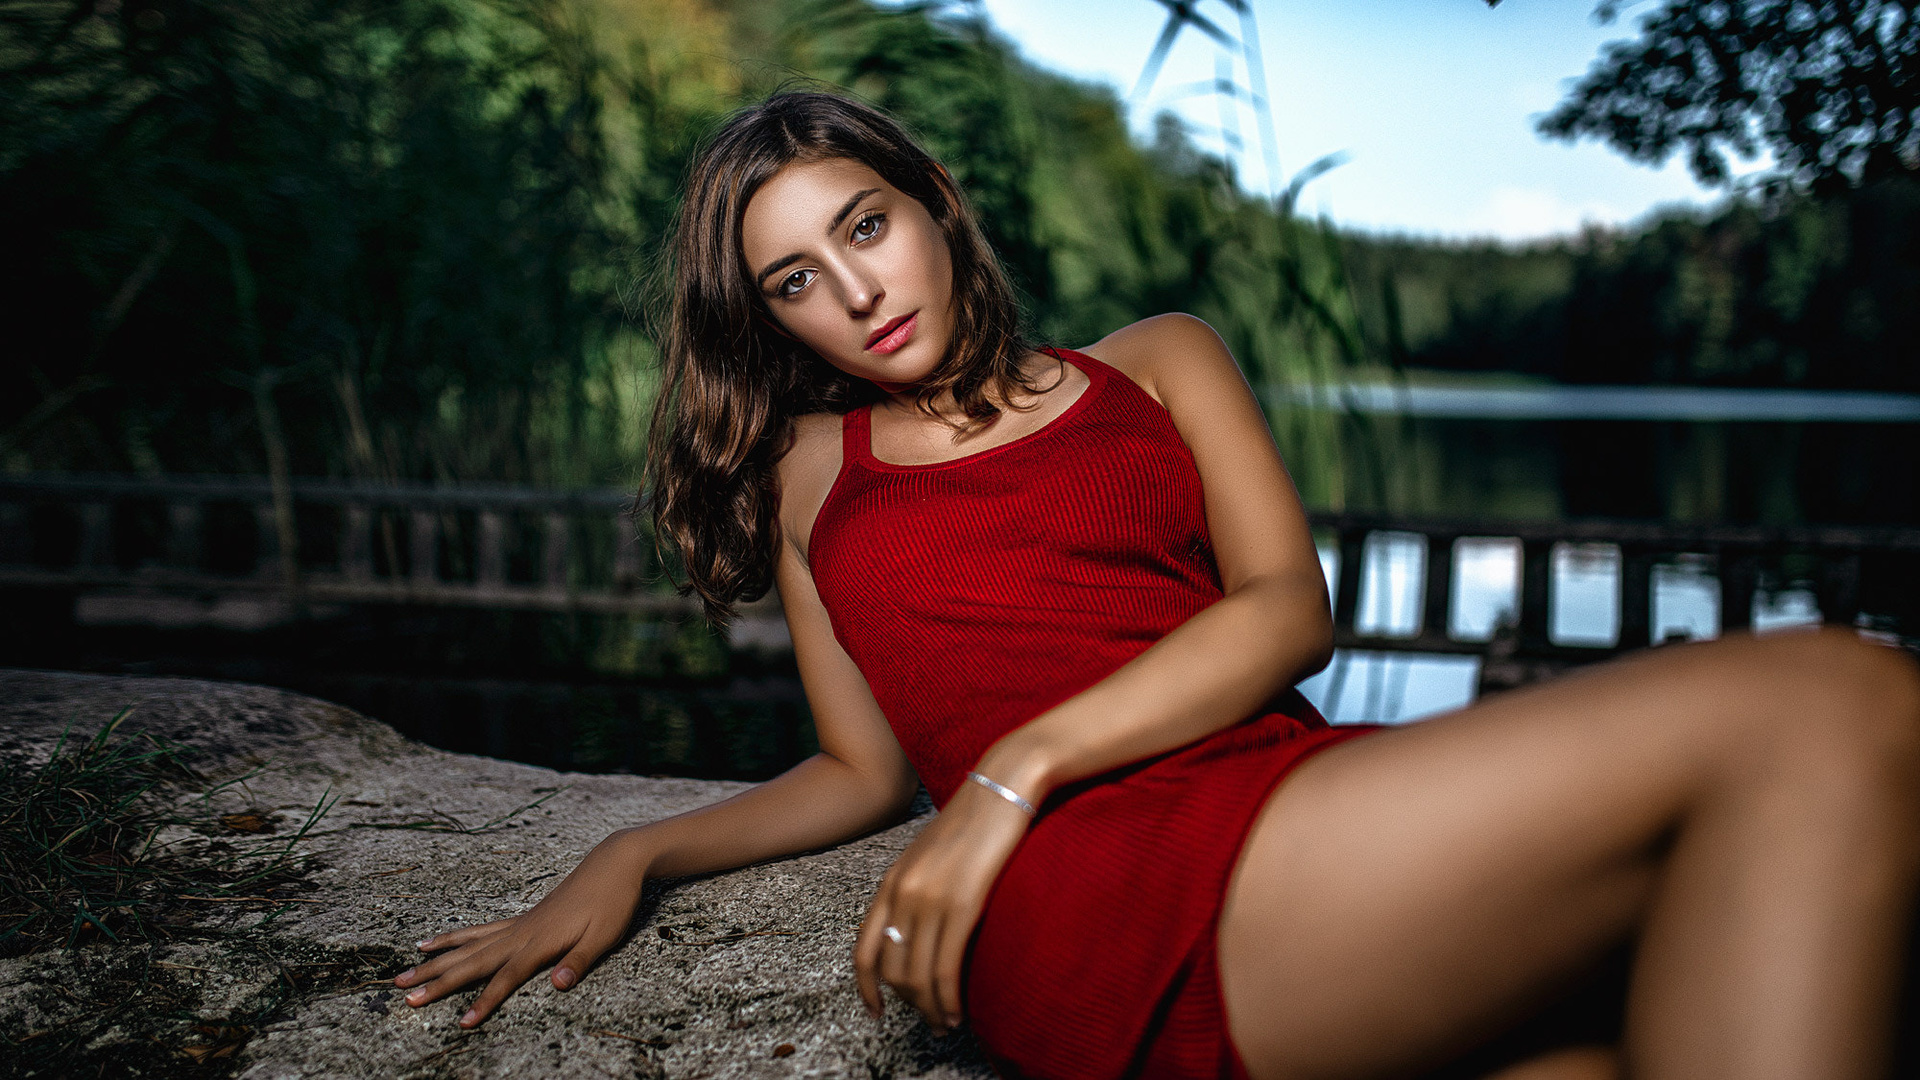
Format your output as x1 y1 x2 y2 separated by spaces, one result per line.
904 911 946 1032
853 901 892 1018
931 907 969 1031
878 912 928 1023
418 918 517 952
395 928 510 987
461 949 549 1027
552 921 620 990
401 936 515 1005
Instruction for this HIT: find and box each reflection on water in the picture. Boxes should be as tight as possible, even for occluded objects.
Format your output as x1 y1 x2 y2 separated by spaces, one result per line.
1299 536 1826 726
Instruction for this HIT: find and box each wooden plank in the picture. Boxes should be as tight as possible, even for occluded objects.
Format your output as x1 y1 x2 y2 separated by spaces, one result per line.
0 501 27 564
477 511 506 589
1519 539 1553 653
1619 545 1655 650
78 502 111 571
252 503 280 578
614 512 643 588
1421 534 1453 642
1332 529 1364 635
409 510 438 586
1816 551 1862 626
165 502 201 570
343 505 374 582
1717 547 1758 634
543 513 570 592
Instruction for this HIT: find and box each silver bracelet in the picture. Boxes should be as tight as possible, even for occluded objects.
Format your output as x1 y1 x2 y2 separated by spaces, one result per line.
965 771 1037 817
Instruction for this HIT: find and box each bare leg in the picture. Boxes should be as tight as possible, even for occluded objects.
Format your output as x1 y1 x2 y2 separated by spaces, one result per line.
1218 629 1920 1080
1482 1047 1618 1080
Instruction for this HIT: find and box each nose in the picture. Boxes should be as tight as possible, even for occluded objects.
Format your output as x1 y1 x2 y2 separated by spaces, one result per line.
841 267 883 317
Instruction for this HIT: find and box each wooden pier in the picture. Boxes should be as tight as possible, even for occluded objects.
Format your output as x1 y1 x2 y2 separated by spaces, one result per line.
2 475 1916 685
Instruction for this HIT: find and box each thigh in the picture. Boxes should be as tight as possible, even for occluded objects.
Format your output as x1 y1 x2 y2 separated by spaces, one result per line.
1218 629 1886 1079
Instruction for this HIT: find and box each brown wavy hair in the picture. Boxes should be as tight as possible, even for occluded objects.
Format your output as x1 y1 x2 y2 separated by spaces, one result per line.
645 91 1042 624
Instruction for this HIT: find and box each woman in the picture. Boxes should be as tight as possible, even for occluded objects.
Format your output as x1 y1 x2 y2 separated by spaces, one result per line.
394 92 1920 1079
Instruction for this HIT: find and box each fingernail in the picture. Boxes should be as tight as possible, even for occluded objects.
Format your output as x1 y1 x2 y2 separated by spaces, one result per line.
459 1009 478 1027
397 968 415 982
553 967 575 989
406 989 426 1004
415 938 433 950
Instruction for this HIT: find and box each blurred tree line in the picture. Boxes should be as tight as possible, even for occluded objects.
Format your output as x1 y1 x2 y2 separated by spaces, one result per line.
1409 0 1920 392
1344 176 1920 391
0 0 1376 505
2 0 1916 514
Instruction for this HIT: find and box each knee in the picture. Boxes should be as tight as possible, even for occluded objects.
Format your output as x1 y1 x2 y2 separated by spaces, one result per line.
1755 627 1920 804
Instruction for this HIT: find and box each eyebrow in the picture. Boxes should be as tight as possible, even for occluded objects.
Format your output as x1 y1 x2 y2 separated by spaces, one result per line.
753 187 884 291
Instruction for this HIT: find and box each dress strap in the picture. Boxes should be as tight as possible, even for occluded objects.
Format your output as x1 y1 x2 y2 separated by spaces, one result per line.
841 405 873 468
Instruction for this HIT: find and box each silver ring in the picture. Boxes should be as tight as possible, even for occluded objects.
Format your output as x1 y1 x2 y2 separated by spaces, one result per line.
883 925 907 946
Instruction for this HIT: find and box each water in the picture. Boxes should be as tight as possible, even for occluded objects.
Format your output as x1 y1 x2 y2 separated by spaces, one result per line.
1279 383 1920 422
1296 537 1826 726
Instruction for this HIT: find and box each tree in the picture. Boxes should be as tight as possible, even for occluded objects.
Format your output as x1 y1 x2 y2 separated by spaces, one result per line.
1532 0 1920 192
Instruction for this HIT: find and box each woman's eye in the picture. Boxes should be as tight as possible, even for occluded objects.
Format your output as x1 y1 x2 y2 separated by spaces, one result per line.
851 213 884 242
778 268 816 297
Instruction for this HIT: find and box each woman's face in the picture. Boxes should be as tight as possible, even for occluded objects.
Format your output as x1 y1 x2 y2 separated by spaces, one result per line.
740 157 955 390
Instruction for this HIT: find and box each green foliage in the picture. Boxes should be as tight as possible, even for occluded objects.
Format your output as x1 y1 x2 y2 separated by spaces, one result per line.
1540 0 1920 192
0 0 692 487
1344 178 1920 392
24 0 1910 518
0 0 1390 506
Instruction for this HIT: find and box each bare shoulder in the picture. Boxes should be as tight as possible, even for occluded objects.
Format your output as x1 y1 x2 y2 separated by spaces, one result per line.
777 411 846 562
1078 313 1242 407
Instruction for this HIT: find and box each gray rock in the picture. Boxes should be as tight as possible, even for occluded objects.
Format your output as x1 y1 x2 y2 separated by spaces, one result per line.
0 670 991 1079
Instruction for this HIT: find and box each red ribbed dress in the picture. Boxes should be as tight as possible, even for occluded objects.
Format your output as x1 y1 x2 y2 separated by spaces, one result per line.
807 348 1378 1079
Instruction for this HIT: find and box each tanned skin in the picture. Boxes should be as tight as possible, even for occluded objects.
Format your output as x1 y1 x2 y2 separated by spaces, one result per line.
396 159 1920 1079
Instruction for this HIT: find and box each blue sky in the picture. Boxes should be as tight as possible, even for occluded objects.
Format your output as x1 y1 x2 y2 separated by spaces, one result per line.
877 0 1762 241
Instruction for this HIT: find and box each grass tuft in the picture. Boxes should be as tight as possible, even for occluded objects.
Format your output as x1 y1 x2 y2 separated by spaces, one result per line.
0 707 331 958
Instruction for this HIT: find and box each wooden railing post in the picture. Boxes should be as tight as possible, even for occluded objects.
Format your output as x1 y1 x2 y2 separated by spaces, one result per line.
409 509 439 586
1817 551 1862 627
0 501 26 564
477 510 506 590
1421 533 1454 644
77 502 111 571
1518 539 1553 653
165 501 201 571
343 504 374 583
613 512 642 590
1618 544 1655 650
1332 529 1365 639
543 512 569 593
1717 547 1758 634
252 502 281 579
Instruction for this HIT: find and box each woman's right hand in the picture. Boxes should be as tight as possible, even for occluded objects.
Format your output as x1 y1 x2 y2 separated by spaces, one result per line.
394 828 654 1027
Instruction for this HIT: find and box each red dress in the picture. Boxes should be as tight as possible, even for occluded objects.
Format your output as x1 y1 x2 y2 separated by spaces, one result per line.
807 348 1378 1078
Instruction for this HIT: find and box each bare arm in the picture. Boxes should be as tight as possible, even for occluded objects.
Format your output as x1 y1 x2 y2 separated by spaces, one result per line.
398 436 921 1027
629 536 920 879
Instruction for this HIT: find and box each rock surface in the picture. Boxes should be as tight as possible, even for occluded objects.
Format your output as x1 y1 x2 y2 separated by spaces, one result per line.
0 670 991 1079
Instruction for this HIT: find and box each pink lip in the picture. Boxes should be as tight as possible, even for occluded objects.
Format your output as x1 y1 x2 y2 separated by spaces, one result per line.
865 312 918 354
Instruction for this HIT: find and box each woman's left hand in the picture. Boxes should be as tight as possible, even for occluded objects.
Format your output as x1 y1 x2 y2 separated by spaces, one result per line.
854 779 1034 1035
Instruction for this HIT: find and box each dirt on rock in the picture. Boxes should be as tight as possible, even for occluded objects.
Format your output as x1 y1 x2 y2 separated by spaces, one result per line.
0 670 991 1079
